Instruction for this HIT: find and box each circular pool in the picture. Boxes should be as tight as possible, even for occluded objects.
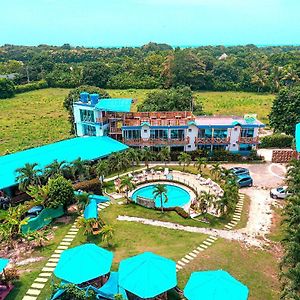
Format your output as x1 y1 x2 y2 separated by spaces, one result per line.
131 183 191 208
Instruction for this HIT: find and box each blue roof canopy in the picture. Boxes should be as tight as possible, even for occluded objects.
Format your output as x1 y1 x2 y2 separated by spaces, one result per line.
54 244 114 284
296 123 300 153
95 98 132 112
184 270 249 300
118 252 177 298
0 258 9 273
0 136 128 190
84 199 98 219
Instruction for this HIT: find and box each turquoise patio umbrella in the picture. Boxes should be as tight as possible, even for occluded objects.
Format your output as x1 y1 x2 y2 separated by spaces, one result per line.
0 258 9 273
184 270 249 300
118 252 177 299
54 244 113 284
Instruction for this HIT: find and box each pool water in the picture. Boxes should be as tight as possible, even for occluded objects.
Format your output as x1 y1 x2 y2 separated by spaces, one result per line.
131 184 190 208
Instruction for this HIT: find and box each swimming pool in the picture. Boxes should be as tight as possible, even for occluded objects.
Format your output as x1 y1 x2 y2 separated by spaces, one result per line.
131 184 191 208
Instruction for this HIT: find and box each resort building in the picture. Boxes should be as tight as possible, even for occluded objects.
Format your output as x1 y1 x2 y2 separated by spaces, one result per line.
73 92 265 154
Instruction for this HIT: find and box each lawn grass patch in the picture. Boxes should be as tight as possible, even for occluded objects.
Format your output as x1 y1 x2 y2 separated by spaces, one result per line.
0 88 71 155
178 239 280 300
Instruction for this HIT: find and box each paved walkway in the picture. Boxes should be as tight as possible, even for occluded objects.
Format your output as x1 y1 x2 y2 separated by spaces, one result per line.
21 201 111 300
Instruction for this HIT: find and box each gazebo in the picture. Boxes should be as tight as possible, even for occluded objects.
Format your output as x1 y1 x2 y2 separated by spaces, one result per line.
184 270 249 300
118 252 177 300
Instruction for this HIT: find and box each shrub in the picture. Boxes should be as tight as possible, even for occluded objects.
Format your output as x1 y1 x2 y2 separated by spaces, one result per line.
260 134 294 148
45 176 74 209
73 178 102 194
0 78 15 99
15 80 48 93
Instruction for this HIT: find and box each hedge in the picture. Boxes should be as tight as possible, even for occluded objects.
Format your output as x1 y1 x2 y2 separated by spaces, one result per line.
73 178 102 194
15 80 48 94
260 134 294 148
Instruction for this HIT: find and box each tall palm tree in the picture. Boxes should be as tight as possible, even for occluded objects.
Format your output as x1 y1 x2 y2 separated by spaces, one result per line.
109 152 129 176
71 158 89 181
178 152 192 172
125 148 140 167
141 147 155 169
120 176 136 203
197 191 215 214
44 159 66 180
96 160 109 183
153 184 168 213
194 157 207 175
159 147 171 166
210 163 222 180
16 162 42 191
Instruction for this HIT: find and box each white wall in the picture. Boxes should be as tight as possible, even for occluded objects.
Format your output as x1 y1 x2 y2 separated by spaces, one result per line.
228 126 241 151
141 125 150 139
185 125 198 151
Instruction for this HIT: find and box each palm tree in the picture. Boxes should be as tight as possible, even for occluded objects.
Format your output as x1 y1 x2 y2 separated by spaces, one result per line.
44 159 66 180
210 163 222 180
120 176 136 203
96 160 108 183
16 162 42 191
159 147 171 166
153 184 168 213
71 158 89 181
125 148 140 167
194 157 207 175
197 191 215 214
178 152 192 172
100 225 114 247
109 152 129 177
140 147 155 169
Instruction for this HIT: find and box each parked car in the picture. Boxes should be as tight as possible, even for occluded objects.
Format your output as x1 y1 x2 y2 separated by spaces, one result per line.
236 174 253 188
229 167 250 176
270 186 289 199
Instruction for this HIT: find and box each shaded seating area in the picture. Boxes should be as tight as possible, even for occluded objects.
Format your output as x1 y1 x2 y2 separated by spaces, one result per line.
184 270 249 300
0 258 13 300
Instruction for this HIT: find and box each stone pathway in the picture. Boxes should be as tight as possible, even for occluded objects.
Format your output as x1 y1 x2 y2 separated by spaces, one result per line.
21 201 111 300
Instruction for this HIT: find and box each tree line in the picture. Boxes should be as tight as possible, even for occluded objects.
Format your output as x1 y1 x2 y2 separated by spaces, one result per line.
0 43 300 94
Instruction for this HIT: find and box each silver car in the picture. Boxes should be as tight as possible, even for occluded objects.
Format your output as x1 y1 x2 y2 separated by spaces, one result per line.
270 186 289 199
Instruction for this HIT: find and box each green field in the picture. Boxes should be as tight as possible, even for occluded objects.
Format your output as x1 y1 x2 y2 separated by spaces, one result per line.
0 88 275 155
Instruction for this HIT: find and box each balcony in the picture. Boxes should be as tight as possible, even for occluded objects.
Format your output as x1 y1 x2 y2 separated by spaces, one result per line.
123 137 190 147
195 137 230 145
238 136 259 144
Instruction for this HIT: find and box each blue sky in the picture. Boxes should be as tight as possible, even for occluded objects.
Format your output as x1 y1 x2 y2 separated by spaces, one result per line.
1 0 299 47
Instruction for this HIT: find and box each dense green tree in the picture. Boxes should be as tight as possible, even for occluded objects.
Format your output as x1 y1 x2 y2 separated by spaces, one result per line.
45 176 74 209
16 162 41 191
178 152 192 171
269 86 300 136
82 62 110 87
0 78 15 99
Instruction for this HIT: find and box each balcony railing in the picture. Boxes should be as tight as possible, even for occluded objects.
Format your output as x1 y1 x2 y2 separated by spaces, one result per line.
238 136 259 144
195 137 230 145
123 137 190 146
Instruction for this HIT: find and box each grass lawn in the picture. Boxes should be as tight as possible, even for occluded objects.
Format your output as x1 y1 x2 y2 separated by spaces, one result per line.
178 238 280 300
0 88 71 155
194 91 275 125
0 88 274 155
36 204 208 299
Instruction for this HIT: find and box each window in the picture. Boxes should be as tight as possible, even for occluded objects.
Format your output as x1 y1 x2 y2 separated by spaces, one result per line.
150 129 168 140
188 128 192 132
144 129 147 133
124 130 141 140
80 109 95 123
241 128 254 138
212 145 226 151
213 129 228 138
239 143 253 151
170 129 184 140
83 125 96 136
198 129 206 138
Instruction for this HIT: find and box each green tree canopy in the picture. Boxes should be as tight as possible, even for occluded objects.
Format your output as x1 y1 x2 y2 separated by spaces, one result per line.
269 86 300 136
0 78 15 99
